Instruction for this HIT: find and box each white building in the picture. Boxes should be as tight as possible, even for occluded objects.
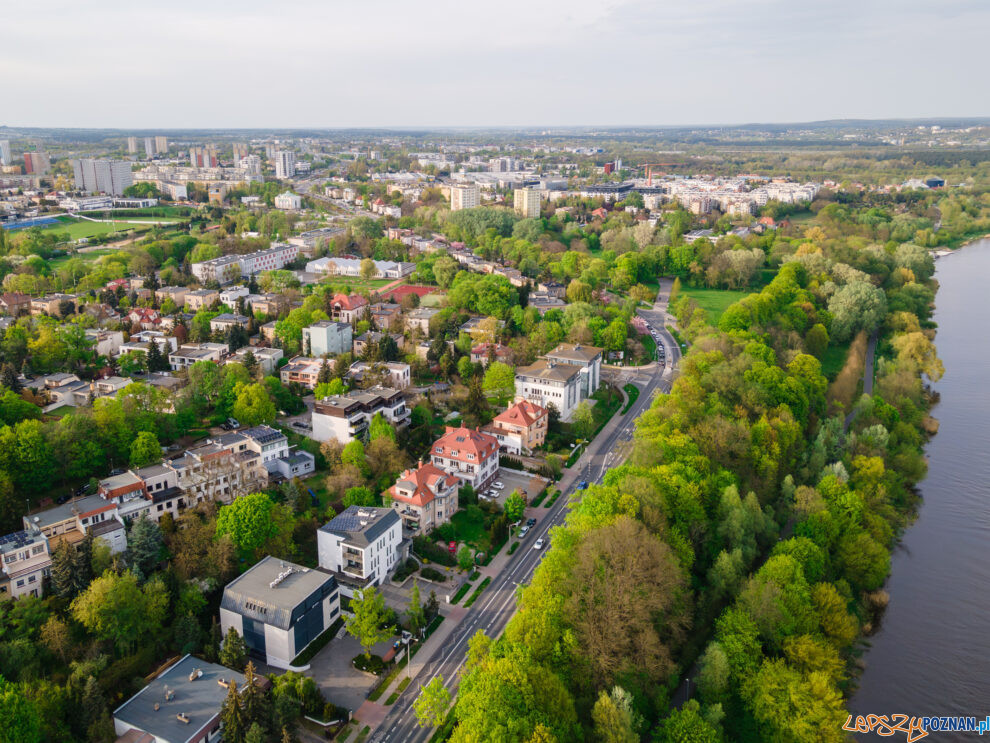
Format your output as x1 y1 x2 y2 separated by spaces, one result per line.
450 182 480 211
347 361 410 389
275 150 296 179
220 556 340 668
513 187 541 219
303 321 353 357
0 140 11 166
318 506 404 598
168 343 228 371
191 243 298 284
514 359 582 420
544 343 602 398
0 529 51 600
227 346 284 375
429 425 500 491
304 256 414 279
71 159 134 196
219 285 250 305
311 386 410 444
274 191 302 210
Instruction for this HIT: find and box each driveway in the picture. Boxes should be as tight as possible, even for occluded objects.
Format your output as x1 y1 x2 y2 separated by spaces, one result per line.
482 468 548 507
307 632 396 713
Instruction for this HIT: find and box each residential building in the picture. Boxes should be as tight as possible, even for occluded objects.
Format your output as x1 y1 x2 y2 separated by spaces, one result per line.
318 506 404 597
514 359 582 420
144 136 155 159
430 426 500 491
169 438 268 505
125 306 162 329
347 361 410 389
71 158 133 195
388 461 459 533
275 150 295 179
191 244 298 284
352 331 403 357
311 386 410 443
0 140 10 166
0 529 51 599
274 191 302 210
450 182 480 211
112 655 249 743
241 425 315 478
228 346 283 375
169 343 228 370
544 343 602 397
189 145 218 168
486 399 548 455
260 320 278 342
327 293 368 323
23 152 50 175
185 288 220 311
0 292 30 316
528 292 567 315
155 285 189 306
219 285 250 305
369 302 402 329
24 494 126 554
470 342 512 367
279 356 327 390
303 321 352 357
405 307 440 334
513 187 541 218
31 293 77 316
538 281 566 298
209 313 250 334
84 328 124 357
155 135 168 154
119 330 176 357
220 556 339 668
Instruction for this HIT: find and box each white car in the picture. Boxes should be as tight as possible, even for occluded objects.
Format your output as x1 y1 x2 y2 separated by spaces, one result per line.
534 538 545 550
493 481 505 489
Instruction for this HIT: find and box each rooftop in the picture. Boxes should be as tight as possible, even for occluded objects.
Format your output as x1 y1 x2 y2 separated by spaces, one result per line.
220 556 337 630
113 655 246 742
321 506 399 547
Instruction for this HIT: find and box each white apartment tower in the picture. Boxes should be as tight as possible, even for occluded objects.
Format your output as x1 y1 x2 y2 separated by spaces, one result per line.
275 150 296 179
126 137 138 154
450 182 480 211
514 187 541 219
0 140 11 165
71 159 134 196
143 137 155 159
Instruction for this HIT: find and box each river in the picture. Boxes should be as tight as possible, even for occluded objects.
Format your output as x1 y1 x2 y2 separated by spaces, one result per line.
849 237 990 740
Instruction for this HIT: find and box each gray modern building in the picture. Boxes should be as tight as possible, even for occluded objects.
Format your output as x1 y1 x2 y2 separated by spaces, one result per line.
220 556 339 669
303 320 353 357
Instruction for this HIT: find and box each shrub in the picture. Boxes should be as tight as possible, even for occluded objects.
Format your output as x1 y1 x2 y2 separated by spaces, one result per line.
421 567 447 582
352 654 385 674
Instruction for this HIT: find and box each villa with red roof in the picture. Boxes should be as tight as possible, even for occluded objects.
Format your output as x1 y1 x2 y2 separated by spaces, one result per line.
328 293 369 324
484 400 548 455
430 425 500 491
387 461 460 532
470 342 512 367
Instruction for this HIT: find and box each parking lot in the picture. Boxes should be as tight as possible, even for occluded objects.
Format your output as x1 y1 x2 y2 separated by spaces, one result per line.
479 468 549 506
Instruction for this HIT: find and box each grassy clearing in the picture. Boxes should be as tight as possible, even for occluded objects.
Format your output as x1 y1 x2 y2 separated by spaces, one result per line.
678 287 751 323
820 343 850 381
43 217 155 241
318 277 398 292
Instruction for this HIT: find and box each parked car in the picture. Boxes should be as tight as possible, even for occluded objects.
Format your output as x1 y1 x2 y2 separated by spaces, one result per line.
493 481 505 489
226 418 240 430
526 517 536 527
109 468 125 476
291 420 310 430
577 481 589 491
56 493 71 505
518 525 530 537
534 538 545 550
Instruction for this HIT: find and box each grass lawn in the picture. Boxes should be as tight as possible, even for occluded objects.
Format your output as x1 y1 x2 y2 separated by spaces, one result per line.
622 383 640 414
678 287 751 323
318 277 398 292
820 343 850 381
449 509 489 551
42 216 155 241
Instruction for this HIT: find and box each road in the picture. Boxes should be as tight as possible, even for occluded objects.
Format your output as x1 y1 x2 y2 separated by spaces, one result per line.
369 285 680 742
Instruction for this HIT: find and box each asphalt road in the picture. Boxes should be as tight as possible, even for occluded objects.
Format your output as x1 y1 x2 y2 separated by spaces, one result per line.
370 292 680 743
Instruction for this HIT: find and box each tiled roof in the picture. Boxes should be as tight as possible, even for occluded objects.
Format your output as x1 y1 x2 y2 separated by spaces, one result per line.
494 400 547 428
389 462 458 507
432 426 498 462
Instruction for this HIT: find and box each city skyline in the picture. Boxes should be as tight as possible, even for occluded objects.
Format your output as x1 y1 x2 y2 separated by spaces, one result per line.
4 0 989 128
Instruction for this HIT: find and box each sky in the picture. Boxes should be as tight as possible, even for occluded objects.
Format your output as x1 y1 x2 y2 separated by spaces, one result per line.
4 0 989 128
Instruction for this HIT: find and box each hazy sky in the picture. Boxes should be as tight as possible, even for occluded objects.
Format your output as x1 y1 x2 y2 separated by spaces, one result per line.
4 0 989 128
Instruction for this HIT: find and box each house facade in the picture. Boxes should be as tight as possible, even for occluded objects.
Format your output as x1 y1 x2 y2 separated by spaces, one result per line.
486 399 548 455
388 461 459 533
430 426 500 491
317 506 404 598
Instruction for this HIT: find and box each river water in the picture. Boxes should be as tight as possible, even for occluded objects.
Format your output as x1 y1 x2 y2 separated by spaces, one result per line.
849 238 990 739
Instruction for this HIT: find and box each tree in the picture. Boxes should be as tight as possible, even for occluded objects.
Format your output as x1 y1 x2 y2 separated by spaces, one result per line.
346 586 394 660
70 571 168 654
341 439 368 473
127 514 164 580
457 355 475 380
804 323 829 358
129 430 161 468
827 281 886 343
406 580 425 636
343 486 376 508
216 493 280 558
146 340 168 372
482 361 514 398
571 400 595 440
241 349 259 378
313 379 344 400
232 383 277 426
360 258 376 280
368 411 396 442
457 545 474 571
220 679 247 743
414 675 450 728
591 686 639 743
0 675 40 743
503 491 526 523
0 363 20 393
242 662 273 733
40 616 71 662
220 627 248 671
653 700 723 743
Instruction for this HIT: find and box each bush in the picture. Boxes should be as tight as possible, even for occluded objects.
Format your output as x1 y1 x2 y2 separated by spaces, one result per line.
392 557 419 582
413 535 457 566
420 567 447 582
352 654 385 674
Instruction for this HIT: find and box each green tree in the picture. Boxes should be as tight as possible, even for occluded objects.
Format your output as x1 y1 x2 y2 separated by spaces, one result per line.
591 686 639 743
457 355 475 380
127 514 164 580
804 323 829 358
242 662 272 732
220 679 247 743
457 545 474 571
129 430 161 468
503 491 526 523
653 700 722 743
232 383 277 426
368 412 396 442
571 400 595 440
220 627 248 671
414 675 450 728
216 493 279 558
343 486 376 508
313 378 344 399
406 580 425 636
0 675 41 743
346 586 394 660
70 571 168 654
482 361 514 398
827 281 886 343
